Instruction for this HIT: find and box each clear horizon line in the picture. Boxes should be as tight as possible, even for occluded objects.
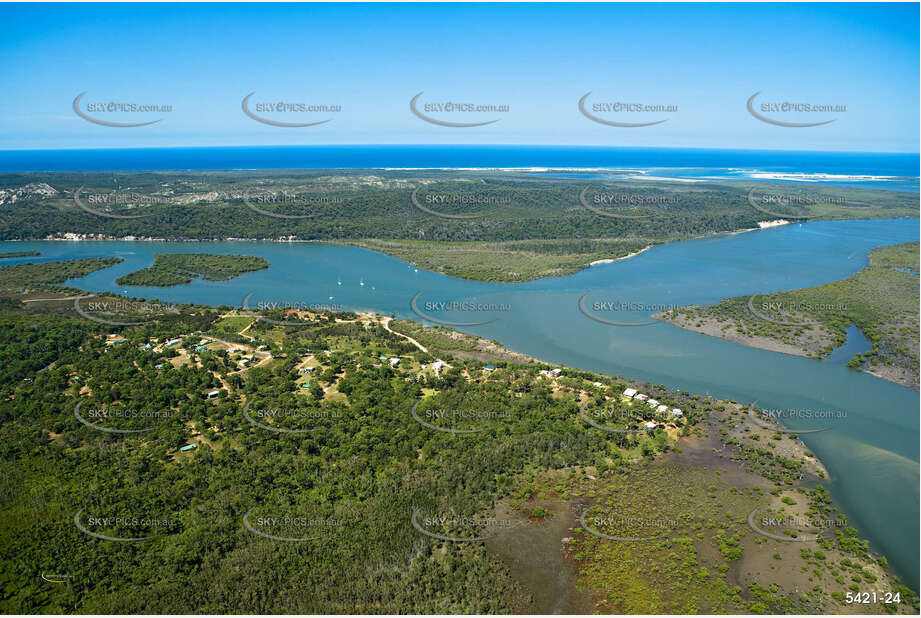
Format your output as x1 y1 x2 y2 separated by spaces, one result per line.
0 143 918 157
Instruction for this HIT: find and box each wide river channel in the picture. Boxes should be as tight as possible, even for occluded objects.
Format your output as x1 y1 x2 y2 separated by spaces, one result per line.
4 217 918 587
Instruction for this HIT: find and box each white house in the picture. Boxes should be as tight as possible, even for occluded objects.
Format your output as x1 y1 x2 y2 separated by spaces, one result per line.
623 388 637 397
432 360 446 374
656 404 669 414
644 421 657 431
670 408 683 418
549 368 562 378
647 399 660 408
389 357 401 367
634 393 649 401
206 390 220 399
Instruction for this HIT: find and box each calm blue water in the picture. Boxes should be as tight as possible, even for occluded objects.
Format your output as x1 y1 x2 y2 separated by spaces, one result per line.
3 218 919 587
827 325 873 365
0 146 917 191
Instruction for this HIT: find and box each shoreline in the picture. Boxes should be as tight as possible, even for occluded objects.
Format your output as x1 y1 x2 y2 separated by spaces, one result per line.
656 311 919 391
589 244 654 266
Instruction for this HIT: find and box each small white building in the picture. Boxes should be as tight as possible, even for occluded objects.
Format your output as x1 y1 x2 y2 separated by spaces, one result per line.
389 357 401 367
549 368 562 378
656 404 669 414
634 393 649 401
432 360 447 374
647 399 660 408
206 390 220 399
670 408 683 418
644 421 657 431
593 382 605 388
623 388 637 398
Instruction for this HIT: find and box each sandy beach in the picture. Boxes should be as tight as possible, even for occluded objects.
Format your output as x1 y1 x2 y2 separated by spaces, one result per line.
590 244 654 266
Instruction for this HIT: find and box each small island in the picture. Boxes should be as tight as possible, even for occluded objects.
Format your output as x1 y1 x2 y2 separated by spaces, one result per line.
0 257 121 294
0 250 40 259
115 253 269 287
655 242 919 389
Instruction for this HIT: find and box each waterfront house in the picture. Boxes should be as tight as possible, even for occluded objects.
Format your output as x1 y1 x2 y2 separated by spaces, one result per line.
623 388 637 397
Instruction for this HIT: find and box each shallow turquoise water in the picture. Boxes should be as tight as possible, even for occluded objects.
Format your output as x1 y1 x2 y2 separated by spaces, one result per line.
4 217 918 586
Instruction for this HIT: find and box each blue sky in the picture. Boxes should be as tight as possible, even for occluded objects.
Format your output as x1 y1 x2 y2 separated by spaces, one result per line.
0 2 918 152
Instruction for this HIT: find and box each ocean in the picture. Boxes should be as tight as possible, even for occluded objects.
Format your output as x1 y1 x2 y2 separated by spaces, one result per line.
0 145 918 191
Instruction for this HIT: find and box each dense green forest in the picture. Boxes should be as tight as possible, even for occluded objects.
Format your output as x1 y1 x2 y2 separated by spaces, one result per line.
115 253 270 287
0 258 122 295
0 257 915 614
1 171 916 281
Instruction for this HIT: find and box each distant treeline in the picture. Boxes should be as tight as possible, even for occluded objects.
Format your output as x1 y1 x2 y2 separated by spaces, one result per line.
0 171 915 244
